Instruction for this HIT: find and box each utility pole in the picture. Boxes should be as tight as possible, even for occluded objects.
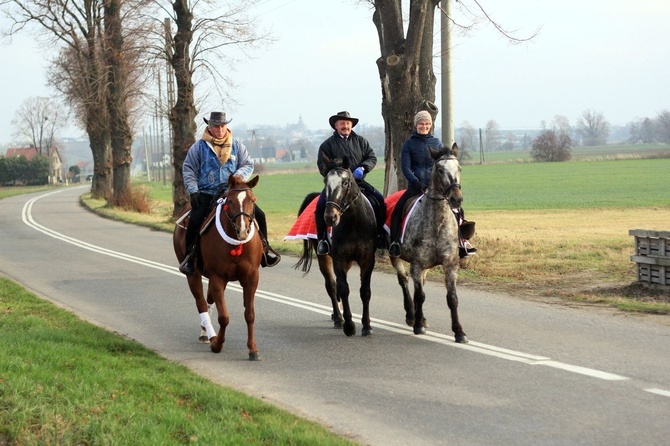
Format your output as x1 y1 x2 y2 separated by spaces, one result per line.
249 129 263 164
441 0 454 146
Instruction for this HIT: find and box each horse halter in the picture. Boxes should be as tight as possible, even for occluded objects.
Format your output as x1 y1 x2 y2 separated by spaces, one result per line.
325 168 359 214
427 156 461 201
223 187 256 233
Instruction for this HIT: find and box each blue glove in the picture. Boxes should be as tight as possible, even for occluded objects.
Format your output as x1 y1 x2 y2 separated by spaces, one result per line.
353 167 365 180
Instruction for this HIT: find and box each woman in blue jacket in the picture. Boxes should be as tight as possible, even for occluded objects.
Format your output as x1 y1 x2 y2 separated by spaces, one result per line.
388 111 476 258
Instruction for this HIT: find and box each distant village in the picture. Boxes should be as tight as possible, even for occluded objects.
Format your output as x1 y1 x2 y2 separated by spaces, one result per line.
1 114 634 185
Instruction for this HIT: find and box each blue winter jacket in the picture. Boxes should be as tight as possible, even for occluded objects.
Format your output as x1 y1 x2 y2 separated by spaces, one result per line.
400 131 443 189
183 138 254 196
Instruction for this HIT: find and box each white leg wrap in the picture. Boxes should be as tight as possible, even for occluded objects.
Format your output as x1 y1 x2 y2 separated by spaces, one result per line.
199 312 217 339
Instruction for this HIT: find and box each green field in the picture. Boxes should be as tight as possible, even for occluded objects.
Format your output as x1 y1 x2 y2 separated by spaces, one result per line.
246 158 670 214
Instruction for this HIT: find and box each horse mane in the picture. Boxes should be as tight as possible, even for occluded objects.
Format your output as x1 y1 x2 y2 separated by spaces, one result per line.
321 153 350 173
430 143 459 161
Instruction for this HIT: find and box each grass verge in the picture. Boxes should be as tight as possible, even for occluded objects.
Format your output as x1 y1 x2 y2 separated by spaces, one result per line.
0 276 357 445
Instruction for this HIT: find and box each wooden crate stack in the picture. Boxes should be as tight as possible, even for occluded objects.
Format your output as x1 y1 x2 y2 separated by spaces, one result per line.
629 229 670 290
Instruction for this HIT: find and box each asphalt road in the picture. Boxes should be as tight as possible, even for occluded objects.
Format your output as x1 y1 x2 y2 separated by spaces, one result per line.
1 186 669 446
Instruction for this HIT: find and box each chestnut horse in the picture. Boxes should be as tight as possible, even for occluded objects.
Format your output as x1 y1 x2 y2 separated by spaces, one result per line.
295 155 377 337
173 175 264 360
389 143 468 343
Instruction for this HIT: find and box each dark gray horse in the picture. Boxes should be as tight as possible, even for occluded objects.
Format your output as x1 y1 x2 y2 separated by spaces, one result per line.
390 143 468 343
295 155 377 337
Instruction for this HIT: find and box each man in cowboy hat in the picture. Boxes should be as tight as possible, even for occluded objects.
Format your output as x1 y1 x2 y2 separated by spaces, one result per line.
314 111 387 255
179 111 280 275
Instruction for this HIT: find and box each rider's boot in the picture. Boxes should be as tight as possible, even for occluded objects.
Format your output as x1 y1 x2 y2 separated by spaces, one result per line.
261 238 281 268
315 216 330 255
179 246 197 276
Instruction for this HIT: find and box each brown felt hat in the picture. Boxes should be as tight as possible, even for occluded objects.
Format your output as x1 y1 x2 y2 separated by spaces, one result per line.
329 111 359 129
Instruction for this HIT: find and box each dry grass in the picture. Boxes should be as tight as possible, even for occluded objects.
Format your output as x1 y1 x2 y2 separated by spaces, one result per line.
80 194 670 314
451 207 670 310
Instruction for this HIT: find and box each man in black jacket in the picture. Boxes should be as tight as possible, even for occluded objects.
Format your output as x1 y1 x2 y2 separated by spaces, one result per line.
315 111 386 255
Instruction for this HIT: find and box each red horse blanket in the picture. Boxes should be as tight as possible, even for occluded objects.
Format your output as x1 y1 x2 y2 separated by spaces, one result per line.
285 190 407 241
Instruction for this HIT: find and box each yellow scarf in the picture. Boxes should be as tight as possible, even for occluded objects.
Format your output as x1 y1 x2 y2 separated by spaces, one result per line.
203 127 233 164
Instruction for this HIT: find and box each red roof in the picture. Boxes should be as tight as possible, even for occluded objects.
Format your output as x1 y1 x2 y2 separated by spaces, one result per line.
5 147 54 160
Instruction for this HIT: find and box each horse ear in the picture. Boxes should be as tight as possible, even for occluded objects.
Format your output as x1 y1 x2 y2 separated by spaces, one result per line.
429 147 440 160
451 142 459 158
342 156 350 169
247 175 260 189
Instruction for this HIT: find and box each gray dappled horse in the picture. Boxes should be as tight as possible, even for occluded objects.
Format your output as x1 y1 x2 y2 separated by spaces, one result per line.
390 143 468 343
295 155 377 337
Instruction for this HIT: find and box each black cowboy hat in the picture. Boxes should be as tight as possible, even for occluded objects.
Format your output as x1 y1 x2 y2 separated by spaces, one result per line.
203 111 232 126
329 111 359 129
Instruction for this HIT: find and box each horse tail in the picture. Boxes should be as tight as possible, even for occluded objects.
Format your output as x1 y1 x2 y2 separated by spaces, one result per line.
294 239 314 274
298 191 320 216
292 191 319 274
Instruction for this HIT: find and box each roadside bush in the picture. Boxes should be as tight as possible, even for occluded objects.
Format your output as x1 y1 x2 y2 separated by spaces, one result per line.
108 184 154 213
531 129 573 162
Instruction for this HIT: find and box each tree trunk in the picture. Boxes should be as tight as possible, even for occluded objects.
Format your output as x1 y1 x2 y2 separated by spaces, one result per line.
104 0 133 204
169 0 197 217
373 0 440 195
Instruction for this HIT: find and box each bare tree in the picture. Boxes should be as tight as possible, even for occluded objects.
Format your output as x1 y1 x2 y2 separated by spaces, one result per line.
457 121 476 159
552 114 572 138
483 119 499 151
364 0 538 193
11 96 66 154
576 109 610 146
2 0 142 200
141 0 271 216
104 0 134 204
628 117 655 144
655 110 670 144
531 129 572 162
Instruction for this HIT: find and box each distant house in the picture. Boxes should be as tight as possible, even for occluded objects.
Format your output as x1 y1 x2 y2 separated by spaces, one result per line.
4 146 64 184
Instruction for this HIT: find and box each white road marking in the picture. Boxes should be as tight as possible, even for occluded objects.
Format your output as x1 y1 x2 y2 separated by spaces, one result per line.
21 190 670 394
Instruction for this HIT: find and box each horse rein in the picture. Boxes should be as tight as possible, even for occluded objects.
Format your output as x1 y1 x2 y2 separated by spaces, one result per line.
325 168 359 214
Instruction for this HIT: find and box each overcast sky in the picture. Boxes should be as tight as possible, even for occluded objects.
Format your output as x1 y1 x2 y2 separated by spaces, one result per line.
1 0 669 143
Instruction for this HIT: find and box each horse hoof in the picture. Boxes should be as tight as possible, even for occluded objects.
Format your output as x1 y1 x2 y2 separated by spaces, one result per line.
198 336 210 344
414 326 426 335
248 352 261 361
209 337 222 353
455 334 469 344
405 318 415 327
333 320 343 329
343 322 356 337
361 328 373 337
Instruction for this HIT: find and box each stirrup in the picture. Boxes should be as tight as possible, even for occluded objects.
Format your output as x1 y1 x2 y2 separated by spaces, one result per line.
316 239 330 255
261 244 281 268
179 254 196 276
389 242 401 258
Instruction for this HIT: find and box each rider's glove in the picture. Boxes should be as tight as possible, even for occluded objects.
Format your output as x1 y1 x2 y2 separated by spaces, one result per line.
353 167 365 180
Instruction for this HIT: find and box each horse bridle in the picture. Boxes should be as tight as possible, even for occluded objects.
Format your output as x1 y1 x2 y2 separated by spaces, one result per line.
426 156 461 201
325 168 359 214
223 187 256 232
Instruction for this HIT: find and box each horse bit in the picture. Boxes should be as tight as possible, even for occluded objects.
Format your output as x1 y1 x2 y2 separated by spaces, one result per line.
427 156 461 201
223 187 256 232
